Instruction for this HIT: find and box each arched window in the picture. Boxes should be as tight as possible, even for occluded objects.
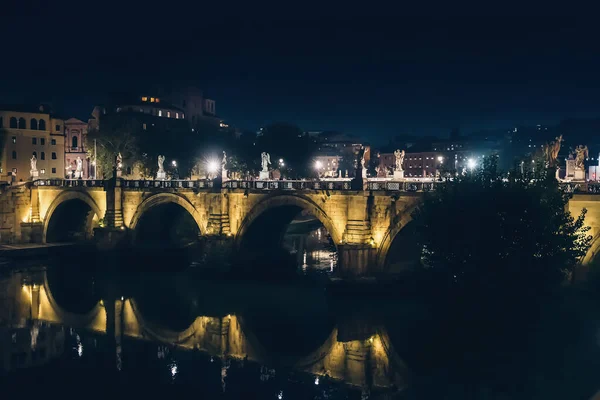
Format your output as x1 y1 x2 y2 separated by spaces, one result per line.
38 119 46 130
30 118 38 130
18 118 26 129
72 136 78 149
10 117 17 128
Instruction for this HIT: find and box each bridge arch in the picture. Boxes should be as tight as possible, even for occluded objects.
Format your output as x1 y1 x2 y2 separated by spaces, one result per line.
375 202 420 273
234 193 343 250
43 190 102 243
128 193 206 244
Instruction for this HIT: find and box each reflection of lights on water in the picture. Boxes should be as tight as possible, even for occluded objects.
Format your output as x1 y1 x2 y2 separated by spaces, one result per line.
77 343 83 357
170 362 178 378
303 251 307 264
278 391 284 400
330 259 334 273
314 377 320 385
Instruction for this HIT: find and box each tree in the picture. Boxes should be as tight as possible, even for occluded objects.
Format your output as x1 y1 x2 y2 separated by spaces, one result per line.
412 157 591 299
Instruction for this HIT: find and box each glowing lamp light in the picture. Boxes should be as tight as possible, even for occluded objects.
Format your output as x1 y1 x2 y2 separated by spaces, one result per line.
437 156 443 162
315 160 323 169
467 159 477 170
172 160 177 167
207 160 219 174
314 377 320 385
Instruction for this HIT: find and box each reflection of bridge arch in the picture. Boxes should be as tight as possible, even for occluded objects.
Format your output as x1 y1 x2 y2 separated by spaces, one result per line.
42 274 104 328
128 298 199 344
43 191 102 243
128 193 206 239
234 193 342 250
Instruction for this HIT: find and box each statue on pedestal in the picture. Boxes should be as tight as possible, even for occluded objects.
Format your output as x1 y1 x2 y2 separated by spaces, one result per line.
393 149 405 180
30 155 38 178
574 145 589 170
260 152 271 179
75 157 83 179
156 155 166 180
543 135 563 167
115 152 123 177
221 151 228 180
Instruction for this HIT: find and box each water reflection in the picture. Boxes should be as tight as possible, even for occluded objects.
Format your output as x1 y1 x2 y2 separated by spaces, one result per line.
0 265 407 397
283 219 337 276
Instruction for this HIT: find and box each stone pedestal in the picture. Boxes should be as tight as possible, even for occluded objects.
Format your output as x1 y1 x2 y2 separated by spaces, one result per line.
574 169 585 181
30 170 39 179
156 171 166 180
393 170 404 180
259 170 269 180
116 169 122 178
222 168 228 182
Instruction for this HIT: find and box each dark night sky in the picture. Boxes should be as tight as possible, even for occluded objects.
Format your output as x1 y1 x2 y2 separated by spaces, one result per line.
2 11 600 144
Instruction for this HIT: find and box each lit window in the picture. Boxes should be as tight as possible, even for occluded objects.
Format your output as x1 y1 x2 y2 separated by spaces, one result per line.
167 111 171 118
150 97 155 103
155 98 160 103
158 110 162 117
181 113 184 118
142 97 148 102
142 123 147 130
40 169 45 174
175 113 179 119
12 136 16 144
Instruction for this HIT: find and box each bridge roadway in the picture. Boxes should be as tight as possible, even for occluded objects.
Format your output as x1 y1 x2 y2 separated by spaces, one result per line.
1 178 600 277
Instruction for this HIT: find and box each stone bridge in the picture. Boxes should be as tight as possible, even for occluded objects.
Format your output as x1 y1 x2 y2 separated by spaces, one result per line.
2 178 600 276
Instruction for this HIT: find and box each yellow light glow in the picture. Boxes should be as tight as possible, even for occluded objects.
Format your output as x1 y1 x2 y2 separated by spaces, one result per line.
150 97 155 102
141 97 148 102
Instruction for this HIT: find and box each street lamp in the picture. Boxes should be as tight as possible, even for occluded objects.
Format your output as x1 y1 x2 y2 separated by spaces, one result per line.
467 158 476 170
172 160 177 168
207 160 219 174
315 160 322 169
437 156 443 163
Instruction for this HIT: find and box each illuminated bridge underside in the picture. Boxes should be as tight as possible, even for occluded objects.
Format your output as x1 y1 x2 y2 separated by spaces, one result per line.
2 180 600 276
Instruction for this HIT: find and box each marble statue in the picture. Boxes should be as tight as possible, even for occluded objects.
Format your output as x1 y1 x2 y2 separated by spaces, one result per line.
30 155 37 172
221 151 228 180
394 149 405 171
261 152 271 172
156 155 166 180
543 135 563 167
574 145 589 170
116 153 123 170
74 156 83 178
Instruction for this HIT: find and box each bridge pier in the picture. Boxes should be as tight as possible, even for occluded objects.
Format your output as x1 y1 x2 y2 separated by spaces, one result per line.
337 244 375 278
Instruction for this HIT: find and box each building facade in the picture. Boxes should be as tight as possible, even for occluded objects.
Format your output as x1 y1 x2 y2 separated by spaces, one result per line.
0 105 65 184
64 118 90 179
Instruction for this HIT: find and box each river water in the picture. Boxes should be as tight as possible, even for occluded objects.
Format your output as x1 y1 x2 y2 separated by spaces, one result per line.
0 226 599 398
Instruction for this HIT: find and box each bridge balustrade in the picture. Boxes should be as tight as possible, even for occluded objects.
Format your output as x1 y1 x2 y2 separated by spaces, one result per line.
223 180 353 190
33 179 105 188
121 179 213 189
367 181 436 192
